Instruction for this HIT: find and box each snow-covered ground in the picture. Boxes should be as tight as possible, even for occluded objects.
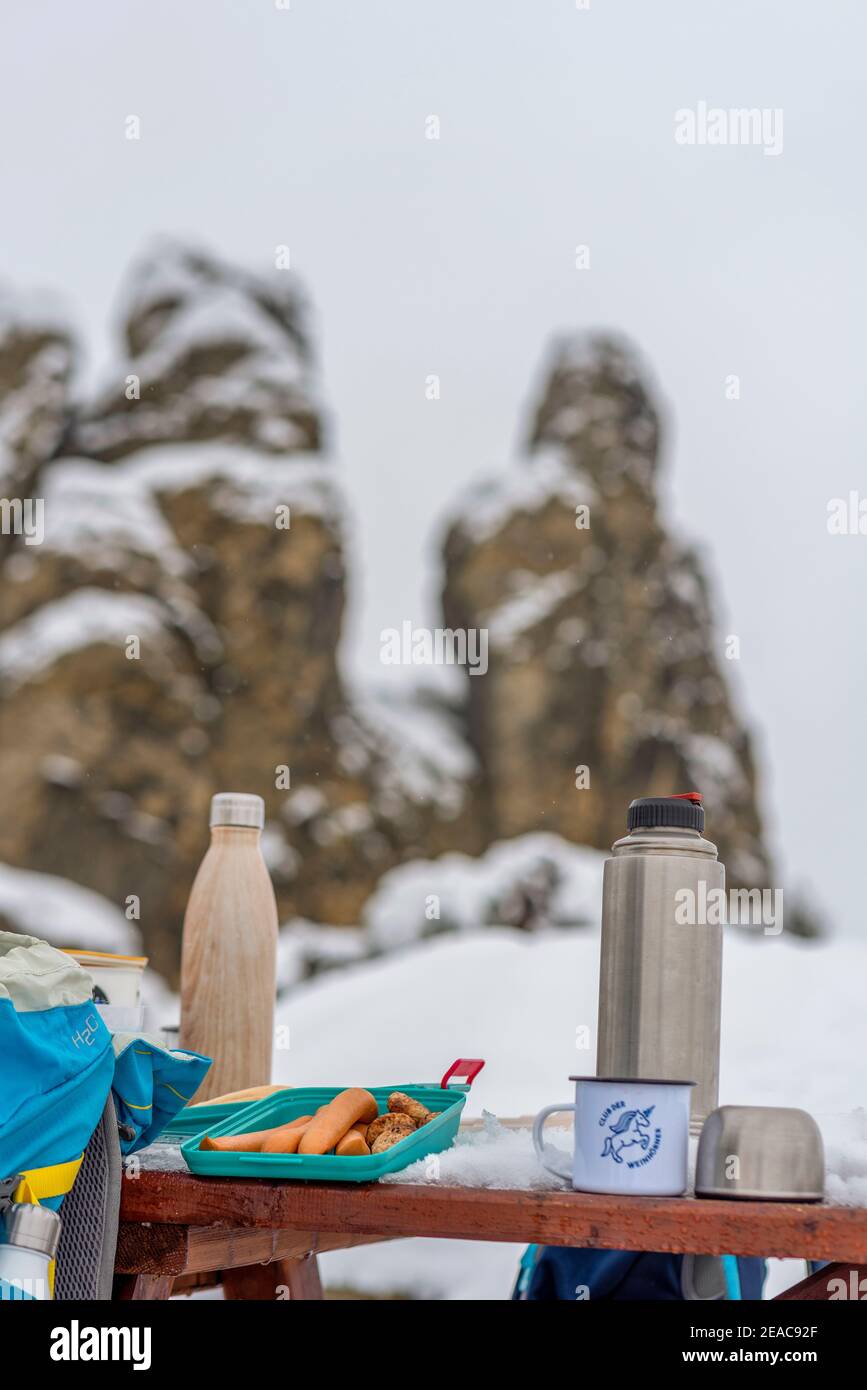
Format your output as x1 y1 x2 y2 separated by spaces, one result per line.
270 926 867 1299
0 863 141 955
273 925 867 1118
363 835 605 948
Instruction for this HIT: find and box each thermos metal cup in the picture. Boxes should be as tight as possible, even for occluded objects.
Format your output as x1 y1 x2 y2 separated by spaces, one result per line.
596 793 723 1131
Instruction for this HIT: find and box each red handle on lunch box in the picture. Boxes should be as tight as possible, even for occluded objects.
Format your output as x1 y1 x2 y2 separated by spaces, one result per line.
440 1058 485 1089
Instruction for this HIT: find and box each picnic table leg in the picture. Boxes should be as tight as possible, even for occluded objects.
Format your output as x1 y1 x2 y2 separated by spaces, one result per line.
222 1253 324 1301
113 1273 176 1300
284 1253 324 1300
774 1262 867 1300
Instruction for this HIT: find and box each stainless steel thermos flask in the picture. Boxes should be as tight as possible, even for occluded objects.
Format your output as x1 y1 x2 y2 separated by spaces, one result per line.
596 793 723 1131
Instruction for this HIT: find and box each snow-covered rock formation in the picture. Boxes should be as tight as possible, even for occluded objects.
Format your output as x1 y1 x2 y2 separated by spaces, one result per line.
441 333 775 896
0 245 470 977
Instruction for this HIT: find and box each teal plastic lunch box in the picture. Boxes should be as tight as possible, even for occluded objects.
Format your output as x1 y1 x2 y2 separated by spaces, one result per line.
161 1101 262 1140
181 1061 484 1182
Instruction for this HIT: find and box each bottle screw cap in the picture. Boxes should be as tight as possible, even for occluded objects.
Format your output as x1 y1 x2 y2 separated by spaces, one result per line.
210 793 265 830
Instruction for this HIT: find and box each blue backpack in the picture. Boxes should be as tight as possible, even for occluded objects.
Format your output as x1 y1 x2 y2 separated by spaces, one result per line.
514 1245 766 1301
0 934 116 1216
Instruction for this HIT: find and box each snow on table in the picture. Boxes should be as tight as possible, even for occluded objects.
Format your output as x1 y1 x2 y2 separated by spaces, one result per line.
383 1116 569 1191
135 1139 189 1173
135 1107 867 1207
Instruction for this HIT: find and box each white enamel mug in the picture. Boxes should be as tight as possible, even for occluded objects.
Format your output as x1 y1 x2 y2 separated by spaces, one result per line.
533 1076 695 1196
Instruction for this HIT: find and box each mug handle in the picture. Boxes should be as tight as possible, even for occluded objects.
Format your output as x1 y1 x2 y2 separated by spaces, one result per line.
532 1104 576 1178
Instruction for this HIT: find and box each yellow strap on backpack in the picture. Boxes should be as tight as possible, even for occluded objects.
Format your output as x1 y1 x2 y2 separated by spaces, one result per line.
12 1155 83 1297
13 1156 83 1206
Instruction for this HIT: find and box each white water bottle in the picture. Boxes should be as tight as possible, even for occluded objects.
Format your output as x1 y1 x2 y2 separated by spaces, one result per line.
0 1204 61 1300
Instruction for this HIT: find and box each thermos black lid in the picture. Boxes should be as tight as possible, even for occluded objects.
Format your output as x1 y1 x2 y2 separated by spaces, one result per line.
627 792 704 833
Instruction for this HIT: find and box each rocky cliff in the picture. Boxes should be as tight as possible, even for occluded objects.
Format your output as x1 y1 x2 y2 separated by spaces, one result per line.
0 293 75 518
441 333 773 892
0 249 802 981
0 245 471 979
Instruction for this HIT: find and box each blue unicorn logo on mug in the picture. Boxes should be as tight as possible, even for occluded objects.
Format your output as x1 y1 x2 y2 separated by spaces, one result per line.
600 1105 657 1164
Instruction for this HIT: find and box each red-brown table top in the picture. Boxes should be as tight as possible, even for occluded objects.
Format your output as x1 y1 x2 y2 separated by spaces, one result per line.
120 1168 867 1263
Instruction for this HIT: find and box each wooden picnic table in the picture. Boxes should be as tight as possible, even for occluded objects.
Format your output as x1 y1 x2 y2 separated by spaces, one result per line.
115 1166 867 1301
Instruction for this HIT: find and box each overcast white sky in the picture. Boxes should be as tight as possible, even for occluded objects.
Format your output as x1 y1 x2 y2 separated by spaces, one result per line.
2 0 865 934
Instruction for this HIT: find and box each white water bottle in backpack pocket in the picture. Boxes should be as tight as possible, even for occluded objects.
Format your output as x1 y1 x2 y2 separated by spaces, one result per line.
0 1204 60 1300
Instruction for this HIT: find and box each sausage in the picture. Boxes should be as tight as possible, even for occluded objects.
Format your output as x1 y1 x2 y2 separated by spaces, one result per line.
298 1088 378 1155
260 1118 314 1153
199 1114 313 1153
335 1126 371 1157
200 1129 268 1153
